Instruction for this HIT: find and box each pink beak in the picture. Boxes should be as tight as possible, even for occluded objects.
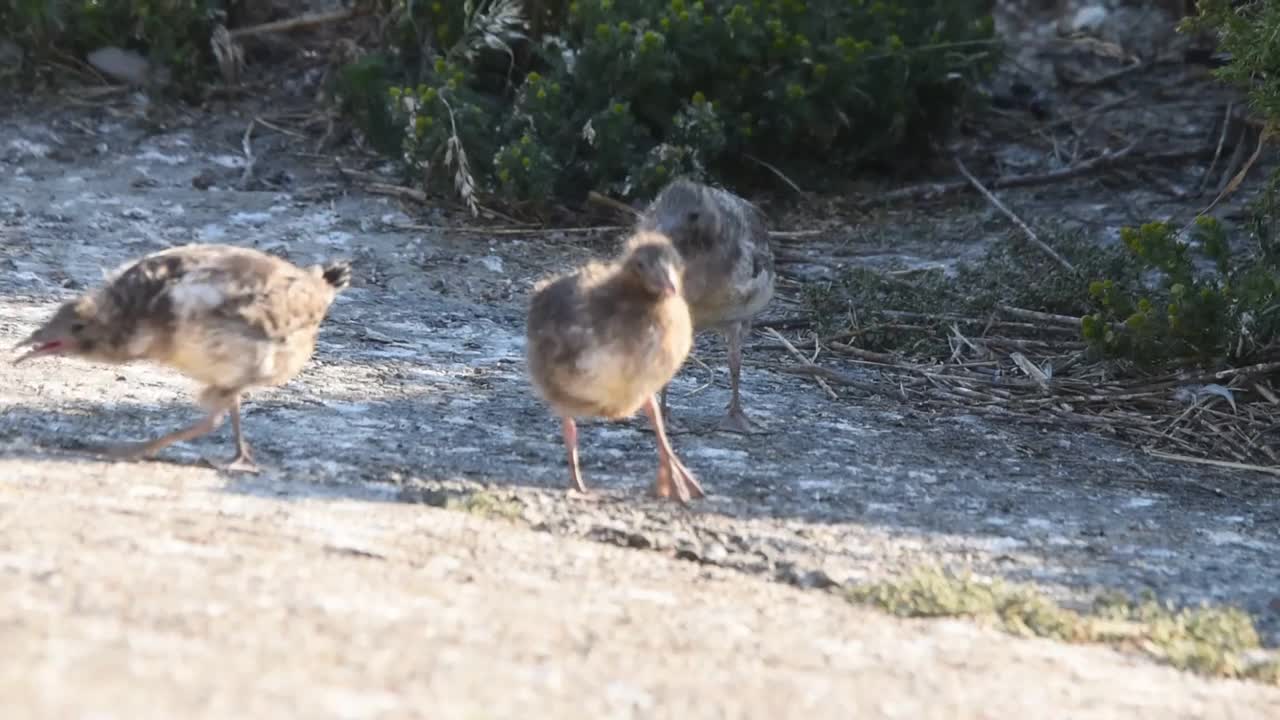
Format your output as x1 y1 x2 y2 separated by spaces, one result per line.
11 334 65 365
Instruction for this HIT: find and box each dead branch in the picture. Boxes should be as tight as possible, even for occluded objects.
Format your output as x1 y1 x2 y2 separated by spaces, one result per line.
1144 448 1280 478
1189 122 1272 224
366 183 428 204
774 364 884 395
393 222 622 235
765 328 838 399
995 305 1083 327
1198 102 1235 195
856 142 1146 208
954 156 1078 275
237 118 257 190
230 8 357 38
744 152 805 196
829 341 905 365
587 191 640 219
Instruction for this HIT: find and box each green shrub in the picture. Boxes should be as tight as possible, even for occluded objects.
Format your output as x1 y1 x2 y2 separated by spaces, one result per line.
1081 217 1280 366
0 0 223 89
1183 1 1280 123
802 213 1280 370
359 0 997 208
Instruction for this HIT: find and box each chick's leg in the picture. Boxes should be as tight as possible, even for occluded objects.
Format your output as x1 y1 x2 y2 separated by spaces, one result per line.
717 320 764 434
656 382 691 436
561 415 587 493
643 394 705 503
105 407 228 462
219 394 260 473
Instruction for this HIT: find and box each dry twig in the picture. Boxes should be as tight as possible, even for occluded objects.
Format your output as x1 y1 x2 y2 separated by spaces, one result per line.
587 191 640 218
859 142 1141 208
1199 102 1235 194
1189 123 1273 225
393 222 621 235
237 118 257 190
954 156 1077 274
1144 448 1280 478
765 327 838 400
744 153 805 196
230 8 357 38
366 183 429 204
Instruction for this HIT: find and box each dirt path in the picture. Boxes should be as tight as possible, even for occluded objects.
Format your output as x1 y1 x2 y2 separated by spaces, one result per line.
2 95 1280 716
3 461 1278 720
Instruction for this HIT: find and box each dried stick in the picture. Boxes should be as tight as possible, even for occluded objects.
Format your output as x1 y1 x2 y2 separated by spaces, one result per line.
1198 102 1234 194
366 183 428 204
829 342 904 365
254 115 307 140
1172 360 1280 386
954 156 1078 275
774 365 884 395
394 222 624 235
237 118 257 189
995 305 1083 327
744 152 805 195
230 8 356 38
587 191 640 218
859 142 1140 207
765 327 838 399
1190 123 1272 224
1144 447 1280 478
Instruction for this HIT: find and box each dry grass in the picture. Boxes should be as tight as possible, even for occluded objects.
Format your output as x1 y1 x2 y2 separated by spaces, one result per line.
785 277 1280 477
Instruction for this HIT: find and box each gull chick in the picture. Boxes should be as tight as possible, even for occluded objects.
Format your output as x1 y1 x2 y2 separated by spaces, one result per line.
638 178 775 433
526 232 703 502
12 244 351 472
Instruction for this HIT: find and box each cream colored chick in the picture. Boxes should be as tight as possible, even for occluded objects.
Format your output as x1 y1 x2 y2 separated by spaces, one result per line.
526 232 703 502
13 243 351 472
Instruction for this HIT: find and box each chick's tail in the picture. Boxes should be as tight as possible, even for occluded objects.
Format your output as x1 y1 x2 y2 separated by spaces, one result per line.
320 261 352 291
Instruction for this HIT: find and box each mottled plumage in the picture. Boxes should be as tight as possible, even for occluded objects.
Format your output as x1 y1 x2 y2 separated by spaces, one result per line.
526 233 703 502
12 243 351 471
637 178 776 433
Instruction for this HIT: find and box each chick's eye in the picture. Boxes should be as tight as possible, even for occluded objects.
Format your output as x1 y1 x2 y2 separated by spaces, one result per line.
70 322 85 333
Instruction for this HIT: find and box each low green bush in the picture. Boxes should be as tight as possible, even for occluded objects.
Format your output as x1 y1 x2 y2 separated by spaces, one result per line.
1 0 222 89
1183 0 1280 123
1082 216 1280 366
351 0 997 209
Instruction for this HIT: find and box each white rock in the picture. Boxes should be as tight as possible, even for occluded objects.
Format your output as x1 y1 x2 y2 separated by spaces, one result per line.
1071 5 1108 34
87 46 151 85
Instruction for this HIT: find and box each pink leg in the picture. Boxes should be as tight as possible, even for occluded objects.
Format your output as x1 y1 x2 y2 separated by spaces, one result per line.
216 395 260 473
105 407 228 461
642 394 705 503
561 416 587 493
653 382 691 436
717 320 764 434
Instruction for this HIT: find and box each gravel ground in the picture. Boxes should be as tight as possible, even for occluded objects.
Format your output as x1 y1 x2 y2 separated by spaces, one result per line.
1 86 1279 717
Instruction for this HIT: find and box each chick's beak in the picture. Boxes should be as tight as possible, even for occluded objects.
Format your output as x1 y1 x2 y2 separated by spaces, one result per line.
11 331 65 365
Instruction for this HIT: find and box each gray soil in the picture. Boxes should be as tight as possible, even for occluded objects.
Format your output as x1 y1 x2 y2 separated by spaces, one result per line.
4 18 1280 718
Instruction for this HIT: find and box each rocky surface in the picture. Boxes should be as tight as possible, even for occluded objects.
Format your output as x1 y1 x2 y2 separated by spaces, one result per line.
1 57 1279 717
4 460 1279 720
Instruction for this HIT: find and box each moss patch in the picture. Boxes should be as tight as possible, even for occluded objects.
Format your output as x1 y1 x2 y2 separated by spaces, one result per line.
846 566 1278 684
444 490 524 522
